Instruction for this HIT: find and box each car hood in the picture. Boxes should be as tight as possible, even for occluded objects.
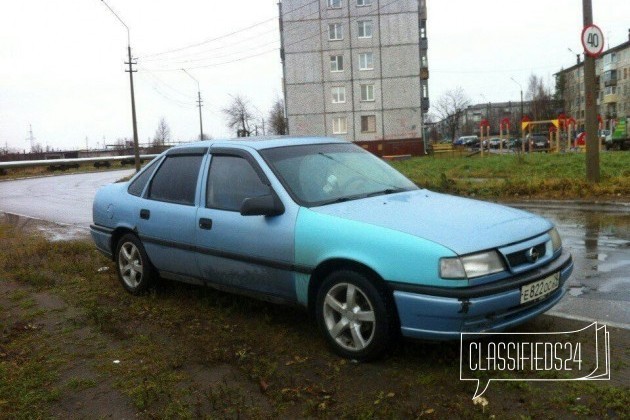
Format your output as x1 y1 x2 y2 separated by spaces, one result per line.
309 190 552 255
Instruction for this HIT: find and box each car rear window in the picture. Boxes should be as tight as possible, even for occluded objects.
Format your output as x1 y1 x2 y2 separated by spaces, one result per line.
148 155 203 205
128 158 160 197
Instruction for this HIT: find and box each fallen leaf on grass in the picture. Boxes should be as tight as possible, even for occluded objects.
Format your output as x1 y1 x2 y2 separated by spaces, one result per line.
473 396 489 413
259 378 270 393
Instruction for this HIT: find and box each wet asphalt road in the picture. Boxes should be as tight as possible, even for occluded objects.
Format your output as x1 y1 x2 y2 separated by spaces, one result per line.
0 169 133 227
0 171 628 329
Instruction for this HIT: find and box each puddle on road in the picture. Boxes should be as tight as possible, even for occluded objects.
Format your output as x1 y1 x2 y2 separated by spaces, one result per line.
568 286 586 297
1 212 89 242
514 205 630 294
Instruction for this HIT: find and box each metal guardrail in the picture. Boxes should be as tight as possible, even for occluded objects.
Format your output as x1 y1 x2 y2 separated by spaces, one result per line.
0 154 159 170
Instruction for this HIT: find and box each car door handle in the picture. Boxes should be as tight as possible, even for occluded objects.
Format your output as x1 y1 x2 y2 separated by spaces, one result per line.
140 209 150 220
199 218 213 230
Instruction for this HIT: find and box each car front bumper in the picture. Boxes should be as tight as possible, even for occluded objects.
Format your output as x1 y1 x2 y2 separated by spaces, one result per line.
390 250 573 340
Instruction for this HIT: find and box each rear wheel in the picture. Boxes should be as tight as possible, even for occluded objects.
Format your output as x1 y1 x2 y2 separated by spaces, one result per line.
115 234 156 295
316 270 396 361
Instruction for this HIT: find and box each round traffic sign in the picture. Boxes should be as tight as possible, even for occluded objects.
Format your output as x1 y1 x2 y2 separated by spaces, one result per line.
581 24 604 58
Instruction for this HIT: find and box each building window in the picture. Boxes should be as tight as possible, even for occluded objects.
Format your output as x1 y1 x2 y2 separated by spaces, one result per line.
358 21 373 38
360 115 376 133
330 55 344 72
421 54 428 68
328 0 342 8
357 0 372 6
328 23 343 41
332 87 346 103
360 84 374 101
359 52 374 70
333 117 348 134
422 83 428 98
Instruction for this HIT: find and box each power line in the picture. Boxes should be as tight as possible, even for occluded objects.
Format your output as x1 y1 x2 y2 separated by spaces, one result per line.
141 0 325 65
138 0 321 59
143 0 406 72
148 39 281 67
140 66 197 100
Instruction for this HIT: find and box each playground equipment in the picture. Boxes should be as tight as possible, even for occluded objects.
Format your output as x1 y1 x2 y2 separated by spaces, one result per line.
499 118 510 153
479 119 490 157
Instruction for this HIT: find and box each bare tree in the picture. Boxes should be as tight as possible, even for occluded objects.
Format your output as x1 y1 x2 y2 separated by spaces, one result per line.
222 95 254 137
526 74 556 121
433 87 470 141
153 117 171 146
268 98 287 135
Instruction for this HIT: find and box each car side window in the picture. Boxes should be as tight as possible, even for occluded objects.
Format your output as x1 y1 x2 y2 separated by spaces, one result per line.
206 155 270 211
128 158 160 197
148 155 203 205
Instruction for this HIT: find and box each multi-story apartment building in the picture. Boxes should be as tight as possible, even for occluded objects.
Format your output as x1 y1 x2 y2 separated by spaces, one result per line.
556 31 630 130
279 0 429 156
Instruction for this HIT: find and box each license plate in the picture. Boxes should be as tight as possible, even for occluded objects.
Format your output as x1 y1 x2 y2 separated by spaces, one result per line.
520 273 560 304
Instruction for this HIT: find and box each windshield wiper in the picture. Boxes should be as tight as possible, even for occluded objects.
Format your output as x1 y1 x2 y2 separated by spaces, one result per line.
366 188 407 198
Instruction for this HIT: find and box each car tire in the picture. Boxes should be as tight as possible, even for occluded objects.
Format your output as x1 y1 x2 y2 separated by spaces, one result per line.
316 270 396 361
115 233 156 295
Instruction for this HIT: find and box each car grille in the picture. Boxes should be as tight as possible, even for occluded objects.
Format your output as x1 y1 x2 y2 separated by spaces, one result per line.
497 234 553 274
506 243 547 268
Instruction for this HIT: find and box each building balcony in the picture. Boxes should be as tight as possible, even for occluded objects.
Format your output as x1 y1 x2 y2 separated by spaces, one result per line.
602 94 618 104
421 98 430 112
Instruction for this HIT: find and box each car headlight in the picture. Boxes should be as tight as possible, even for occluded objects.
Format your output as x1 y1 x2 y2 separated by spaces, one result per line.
549 228 562 252
440 251 506 279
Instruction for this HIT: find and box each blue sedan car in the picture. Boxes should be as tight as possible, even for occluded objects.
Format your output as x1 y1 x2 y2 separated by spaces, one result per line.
91 137 573 360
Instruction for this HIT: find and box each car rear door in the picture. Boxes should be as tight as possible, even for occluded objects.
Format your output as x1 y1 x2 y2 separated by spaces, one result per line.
195 148 298 302
136 147 207 278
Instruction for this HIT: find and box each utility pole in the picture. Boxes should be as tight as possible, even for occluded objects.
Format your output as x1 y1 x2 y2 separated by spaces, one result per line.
125 45 140 172
582 0 600 182
182 69 204 140
568 48 582 128
100 0 141 172
26 124 36 152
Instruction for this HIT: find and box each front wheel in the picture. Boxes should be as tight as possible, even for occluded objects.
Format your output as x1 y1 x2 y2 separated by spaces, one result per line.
115 234 156 295
316 270 396 361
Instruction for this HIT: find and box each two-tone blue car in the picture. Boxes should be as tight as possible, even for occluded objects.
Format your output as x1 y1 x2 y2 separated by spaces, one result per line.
91 137 573 360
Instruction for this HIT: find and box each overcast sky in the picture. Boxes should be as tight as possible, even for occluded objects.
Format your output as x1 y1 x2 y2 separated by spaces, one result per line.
1 0 628 152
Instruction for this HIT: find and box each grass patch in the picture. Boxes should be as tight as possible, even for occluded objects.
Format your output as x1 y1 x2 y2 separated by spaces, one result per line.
392 151 630 200
0 222 628 418
0 160 137 181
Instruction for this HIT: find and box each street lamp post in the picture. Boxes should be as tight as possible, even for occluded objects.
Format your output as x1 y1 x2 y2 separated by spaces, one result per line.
510 77 524 152
510 77 524 126
182 69 204 140
568 47 583 129
100 0 141 173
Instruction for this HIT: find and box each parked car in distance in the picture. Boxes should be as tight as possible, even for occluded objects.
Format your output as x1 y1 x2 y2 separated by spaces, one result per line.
455 135 478 146
526 134 550 151
91 137 573 361
508 138 522 150
488 138 506 149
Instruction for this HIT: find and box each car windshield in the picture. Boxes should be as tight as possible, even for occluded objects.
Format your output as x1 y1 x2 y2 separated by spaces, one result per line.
260 143 418 207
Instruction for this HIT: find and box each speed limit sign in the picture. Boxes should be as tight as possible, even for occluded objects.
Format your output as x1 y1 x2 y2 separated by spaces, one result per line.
581 24 604 58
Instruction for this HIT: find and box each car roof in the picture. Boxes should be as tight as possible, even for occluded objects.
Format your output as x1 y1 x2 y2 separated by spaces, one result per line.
170 136 348 151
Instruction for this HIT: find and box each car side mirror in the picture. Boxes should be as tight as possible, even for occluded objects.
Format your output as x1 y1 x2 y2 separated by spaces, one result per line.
240 193 285 217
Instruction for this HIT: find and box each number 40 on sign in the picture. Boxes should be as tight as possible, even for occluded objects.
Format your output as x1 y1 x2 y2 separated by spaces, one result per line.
581 24 604 58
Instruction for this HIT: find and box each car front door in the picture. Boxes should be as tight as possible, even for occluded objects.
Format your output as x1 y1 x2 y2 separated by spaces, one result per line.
136 148 206 279
195 149 298 302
